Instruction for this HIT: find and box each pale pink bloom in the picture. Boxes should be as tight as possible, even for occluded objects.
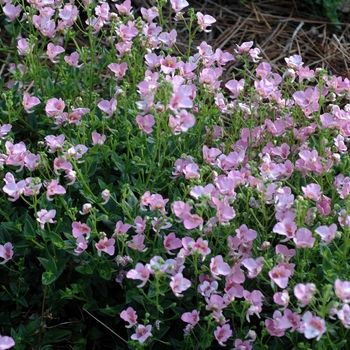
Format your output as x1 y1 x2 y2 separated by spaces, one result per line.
183 213 203 230
301 311 326 341
45 98 65 118
225 78 245 99
107 62 128 80
0 335 15 349
241 257 264 278
163 232 182 254
181 310 199 325
275 244 295 260
113 221 131 237
0 242 13 265
337 304 350 328
37 209 56 229
235 224 257 242
148 194 169 214
98 98 117 117
141 7 159 23
168 85 193 111
294 283 316 307
170 272 191 297
131 324 152 344
210 255 231 279
196 12 216 32
202 145 222 165
160 55 177 74
215 48 234 66
74 236 88 255
79 203 92 215
95 237 115 256
214 324 232 346
17 38 31 56
293 228 315 248
53 157 72 175
127 234 147 252
212 197 236 223
136 114 155 134
171 0 189 12
23 93 40 113
198 279 218 297
285 54 303 70
0 124 11 139
302 183 322 201
273 217 297 241
127 263 151 287
5 141 27 171
159 29 177 48
315 224 337 245
235 41 253 54
99 189 110 204
168 110 196 134
3 3 21 21
133 216 147 234
249 48 261 62
3 174 25 201
24 154 41 171
68 107 90 124
206 294 226 312
233 339 253 350
273 290 290 309
120 307 138 328
265 310 292 337
45 179 66 201
59 4 78 26
171 201 192 220
115 0 132 16
65 144 88 160
64 52 81 67
183 163 200 179
72 221 91 239
47 43 65 63
91 131 106 145
117 21 138 41
269 264 292 289
335 279 350 303
298 66 315 82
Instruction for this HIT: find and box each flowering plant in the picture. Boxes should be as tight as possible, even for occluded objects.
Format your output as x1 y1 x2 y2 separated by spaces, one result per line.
0 0 350 349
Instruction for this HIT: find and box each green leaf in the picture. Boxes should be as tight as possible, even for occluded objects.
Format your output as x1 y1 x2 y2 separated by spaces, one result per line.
42 271 58 285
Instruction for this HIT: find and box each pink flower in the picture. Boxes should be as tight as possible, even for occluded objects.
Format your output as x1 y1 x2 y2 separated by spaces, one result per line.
269 264 292 289
206 294 226 312
0 243 13 265
181 310 200 325
285 55 303 70
23 93 40 113
98 98 117 117
79 203 92 215
241 257 264 278
302 183 322 201
133 216 147 234
3 3 21 21
120 307 138 328
47 43 65 63
64 52 81 68
45 98 66 117
0 335 15 349
115 0 132 16
126 263 151 287
273 290 290 309
101 189 110 204
183 213 203 230
74 236 88 255
95 237 115 256
293 228 315 248
163 232 182 254
72 221 91 239
300 311 326 341
233 339 253 350
127 234 147 252
294 283 316 307
214 324 232 346
45 179 66 201
170 273 191 297
335 279 350 303
37 209 56 229
136 114 155 134
170 0 189 12
210 255 231 279
17 38 32 56
337 304 350 328
131 324 152 344
91 131 106 145
315 224 337 245
196 12 216 32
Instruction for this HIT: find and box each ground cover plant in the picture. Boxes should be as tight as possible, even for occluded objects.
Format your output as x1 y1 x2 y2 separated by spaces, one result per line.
1 0 350 349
